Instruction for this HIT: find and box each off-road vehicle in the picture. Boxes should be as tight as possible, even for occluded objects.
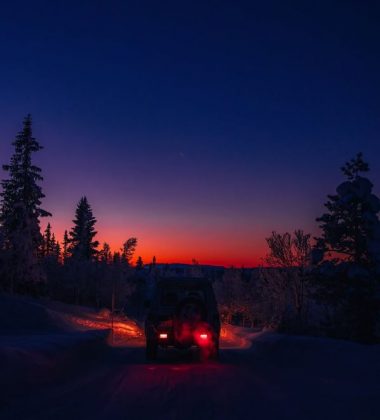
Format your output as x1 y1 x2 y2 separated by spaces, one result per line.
145 277 220 360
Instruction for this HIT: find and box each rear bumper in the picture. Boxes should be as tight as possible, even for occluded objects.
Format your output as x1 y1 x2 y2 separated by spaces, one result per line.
146 325 219 350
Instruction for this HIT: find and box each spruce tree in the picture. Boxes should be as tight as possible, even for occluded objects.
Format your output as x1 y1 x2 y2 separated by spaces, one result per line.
0 115 51 291
50 233 61 262
53 237 61 263
68 197 99 261
136 256 144 270
149 255 157 273
43 223 53 257
313 153 380 343
62 230 69 262
314 153 380 267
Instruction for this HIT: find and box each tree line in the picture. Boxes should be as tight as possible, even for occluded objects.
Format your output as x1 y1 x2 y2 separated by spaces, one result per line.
0 115 150 311
214 153 380 343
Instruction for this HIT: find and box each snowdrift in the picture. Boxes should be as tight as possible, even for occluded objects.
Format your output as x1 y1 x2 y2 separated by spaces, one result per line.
0 329 109 396
0 294 141 400
0 294 68 333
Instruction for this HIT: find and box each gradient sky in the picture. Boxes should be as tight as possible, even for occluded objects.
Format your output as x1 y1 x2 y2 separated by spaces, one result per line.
0 1 379 266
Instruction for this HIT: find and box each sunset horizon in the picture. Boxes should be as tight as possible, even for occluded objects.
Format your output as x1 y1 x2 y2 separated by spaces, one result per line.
3 114 379 268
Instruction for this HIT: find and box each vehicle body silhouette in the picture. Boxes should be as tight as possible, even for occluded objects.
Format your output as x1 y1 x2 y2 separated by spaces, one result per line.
145 277 220 360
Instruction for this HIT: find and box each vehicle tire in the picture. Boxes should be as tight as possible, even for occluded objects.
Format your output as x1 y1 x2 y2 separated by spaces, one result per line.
146 340 158 361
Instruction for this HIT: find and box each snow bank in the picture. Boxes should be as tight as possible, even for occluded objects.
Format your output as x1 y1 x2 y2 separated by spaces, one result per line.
220 324 264 349
0 295 117 399
0 329 109 397
245 331 380 388
0 294 143 343
0 294 68 333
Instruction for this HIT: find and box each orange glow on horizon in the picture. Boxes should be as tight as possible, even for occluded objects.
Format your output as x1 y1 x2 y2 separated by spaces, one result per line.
100 237 265 267
40 217 268 268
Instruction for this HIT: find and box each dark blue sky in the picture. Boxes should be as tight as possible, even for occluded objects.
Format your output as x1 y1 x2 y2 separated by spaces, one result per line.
0 0 379 265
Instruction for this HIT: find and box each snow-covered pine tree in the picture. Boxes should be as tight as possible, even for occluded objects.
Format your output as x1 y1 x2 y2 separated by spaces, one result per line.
68 197 99 261
314 153 380 267
313 153 380 343
0 115 51 292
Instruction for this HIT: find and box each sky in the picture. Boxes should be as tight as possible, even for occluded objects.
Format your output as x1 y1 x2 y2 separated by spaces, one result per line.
0 0 379 266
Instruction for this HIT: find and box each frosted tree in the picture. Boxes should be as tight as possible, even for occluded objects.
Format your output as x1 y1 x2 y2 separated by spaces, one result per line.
68 197 99 261
0 115 51 292
257 230 312 330
214 267 255 325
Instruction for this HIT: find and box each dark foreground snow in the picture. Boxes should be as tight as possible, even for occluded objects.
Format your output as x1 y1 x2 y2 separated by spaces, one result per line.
0 296 379 420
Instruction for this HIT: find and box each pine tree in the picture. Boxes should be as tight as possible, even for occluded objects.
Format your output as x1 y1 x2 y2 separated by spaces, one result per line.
68 197 99 261
313 153 380 343
62 230 69 262
314 153 380 267
43 223 53 257
0 115 51 291
136 256 144 270
51 232 56 251
149 255 157 272
53 237 61 263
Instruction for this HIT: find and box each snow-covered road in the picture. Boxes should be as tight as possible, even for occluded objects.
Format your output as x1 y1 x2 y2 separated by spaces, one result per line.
2 330 379 420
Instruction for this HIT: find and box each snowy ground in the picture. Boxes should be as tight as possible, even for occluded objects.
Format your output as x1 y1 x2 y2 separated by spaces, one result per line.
0 295 379 420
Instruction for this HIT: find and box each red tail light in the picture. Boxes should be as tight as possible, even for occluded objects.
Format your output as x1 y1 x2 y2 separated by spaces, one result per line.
200 333 208 340
159 333 168 339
